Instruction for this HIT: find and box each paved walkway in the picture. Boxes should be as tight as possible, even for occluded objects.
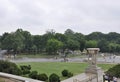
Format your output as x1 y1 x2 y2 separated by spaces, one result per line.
61 73 97 82
5 56 120 64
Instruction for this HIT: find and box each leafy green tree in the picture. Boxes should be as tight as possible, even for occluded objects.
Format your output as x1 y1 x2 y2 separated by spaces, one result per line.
97 39 109 52
66 39 80 51
64 29 74 35
55 33 67 52
31 45 37 55
74 33 86 52
64 29 75 40
55 33 67 43
85 32 105 41
21 30 33 53
116 44 120 53
2 34 13 50
33 35 43 53
108 43 120 53
85 40 97 48
108 43 117 53
0 32 9 45
116 38 120 44
106 32 120 42
1 32 24 53
46 39 63 55
13 29 25 53
42 30 56 50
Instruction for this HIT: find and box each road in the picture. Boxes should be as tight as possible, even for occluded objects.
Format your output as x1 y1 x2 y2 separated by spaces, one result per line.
6 56 120 64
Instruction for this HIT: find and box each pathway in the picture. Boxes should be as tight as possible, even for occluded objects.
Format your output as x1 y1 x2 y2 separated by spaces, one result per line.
6 56 120 64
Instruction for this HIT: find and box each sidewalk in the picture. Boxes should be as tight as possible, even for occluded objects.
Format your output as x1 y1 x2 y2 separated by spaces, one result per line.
61 73 97 82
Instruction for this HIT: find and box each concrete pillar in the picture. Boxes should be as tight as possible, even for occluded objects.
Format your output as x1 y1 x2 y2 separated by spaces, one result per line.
85 48 103 82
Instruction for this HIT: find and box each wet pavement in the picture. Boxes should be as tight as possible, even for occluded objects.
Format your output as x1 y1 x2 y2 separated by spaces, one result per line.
5 56 120 64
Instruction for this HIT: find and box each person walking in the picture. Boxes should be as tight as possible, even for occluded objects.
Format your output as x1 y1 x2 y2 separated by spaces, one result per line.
113 76 117 82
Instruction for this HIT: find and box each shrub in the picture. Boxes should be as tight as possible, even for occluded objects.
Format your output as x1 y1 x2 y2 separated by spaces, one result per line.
62 69 68 77
0 60 22 75
20 65 31 75
68 72 73 77
37 73 48 81
106 64 120 77
49 73 60 82
20 65 31 70
22 70 31 75
29 71 38 79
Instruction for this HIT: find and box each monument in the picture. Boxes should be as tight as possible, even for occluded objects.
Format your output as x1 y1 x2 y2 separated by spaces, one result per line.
85 48 103 82
62 48 104 82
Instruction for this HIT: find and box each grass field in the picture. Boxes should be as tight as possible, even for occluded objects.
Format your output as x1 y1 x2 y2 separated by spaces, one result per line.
17 62 115 80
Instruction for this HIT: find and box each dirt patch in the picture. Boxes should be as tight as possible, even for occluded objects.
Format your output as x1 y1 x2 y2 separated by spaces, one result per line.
0 77 23 82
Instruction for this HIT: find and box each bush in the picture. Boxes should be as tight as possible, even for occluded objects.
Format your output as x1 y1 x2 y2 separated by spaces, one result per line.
29 71 38 79
49 73 60 82
22 70 31 75
62 69 68 77
20 65 31 70
37 73 48 81
20 65 31 75
68 72 73 77
106 64 120 77
0 60 22 75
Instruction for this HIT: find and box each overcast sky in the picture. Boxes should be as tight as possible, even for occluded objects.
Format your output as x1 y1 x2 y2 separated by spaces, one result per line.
0 0 120 35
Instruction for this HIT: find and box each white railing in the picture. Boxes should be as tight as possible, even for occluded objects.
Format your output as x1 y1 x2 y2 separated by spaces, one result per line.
0 72 43 82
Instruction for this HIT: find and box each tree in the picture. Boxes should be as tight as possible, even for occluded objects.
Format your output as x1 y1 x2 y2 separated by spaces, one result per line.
85 40 97 48
33 35 43 53
1 33 13 50
46 39 63 55
41 30 56 51
21 30 33 53
97 39 109 52
66 39 80 51
64 29 74 35
13 29 25 53
0 32 9 43
74 33 86 52
64 29 75 40
1 32 25 54
55 33 67 52
106 32 120 42
55 33 67 43
108 43 120 53
85 32 105 41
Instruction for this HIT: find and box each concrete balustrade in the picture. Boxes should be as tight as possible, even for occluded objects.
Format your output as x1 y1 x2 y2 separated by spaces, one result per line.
0 72 43 82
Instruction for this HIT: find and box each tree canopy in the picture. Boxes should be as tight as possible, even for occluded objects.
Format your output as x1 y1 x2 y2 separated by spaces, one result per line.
0 28 120 55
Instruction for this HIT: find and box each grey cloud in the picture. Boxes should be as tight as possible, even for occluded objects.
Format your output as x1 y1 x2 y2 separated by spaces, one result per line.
0 0 120 35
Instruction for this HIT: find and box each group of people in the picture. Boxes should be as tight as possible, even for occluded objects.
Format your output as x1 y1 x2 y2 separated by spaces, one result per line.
101 53 117 63
104 74 117 82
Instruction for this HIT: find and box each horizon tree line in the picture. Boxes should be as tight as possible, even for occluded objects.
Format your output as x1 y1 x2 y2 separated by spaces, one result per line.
0 28 120 55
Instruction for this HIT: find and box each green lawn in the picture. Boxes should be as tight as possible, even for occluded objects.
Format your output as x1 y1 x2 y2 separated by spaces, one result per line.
17 62 115 78
18 62 87 76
